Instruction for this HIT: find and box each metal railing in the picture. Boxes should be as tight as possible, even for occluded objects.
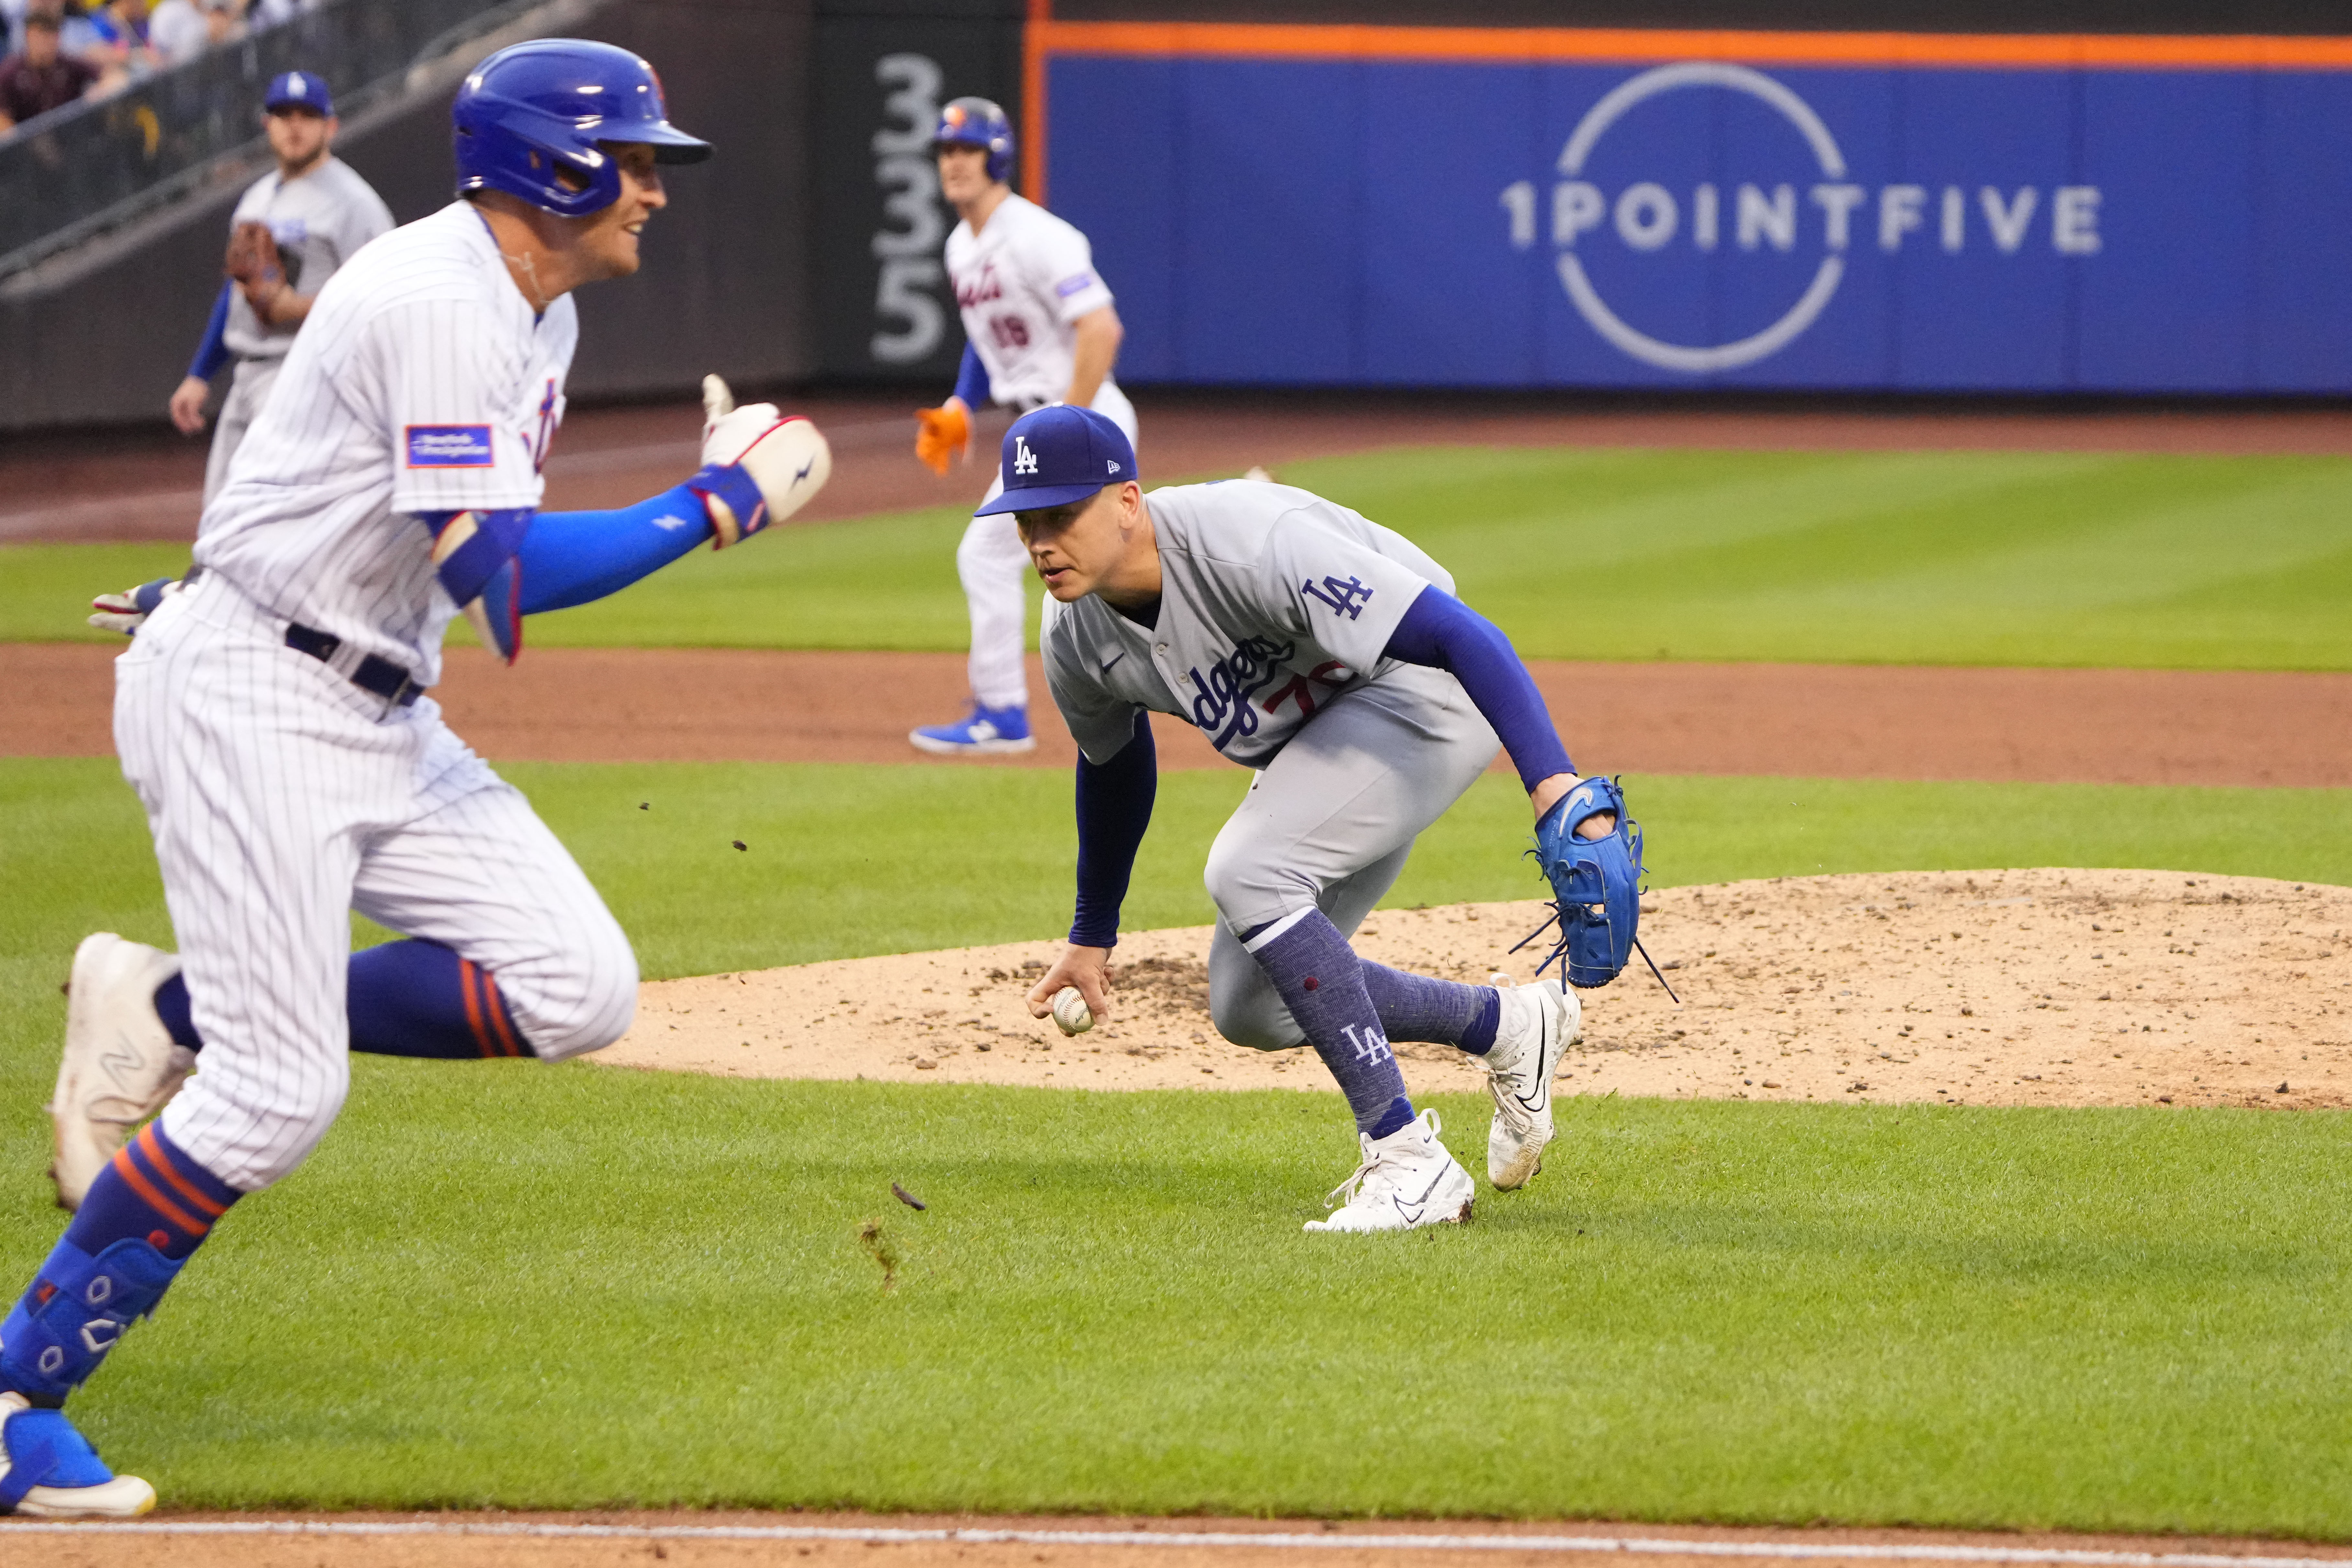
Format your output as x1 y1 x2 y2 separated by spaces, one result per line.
0 0 541 275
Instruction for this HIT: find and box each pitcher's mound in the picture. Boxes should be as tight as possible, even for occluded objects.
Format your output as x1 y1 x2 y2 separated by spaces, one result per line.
600 869 2351 1109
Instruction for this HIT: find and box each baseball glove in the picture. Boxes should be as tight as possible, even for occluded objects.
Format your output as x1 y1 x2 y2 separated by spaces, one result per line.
1519 775 1645 989
224 220 284 309
913 401 970 476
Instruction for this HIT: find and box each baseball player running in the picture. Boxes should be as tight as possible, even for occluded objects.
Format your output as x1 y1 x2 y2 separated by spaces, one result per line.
1006 406 1628 1233
168 70 394 501
909 96 1131 756
5 40 828 1516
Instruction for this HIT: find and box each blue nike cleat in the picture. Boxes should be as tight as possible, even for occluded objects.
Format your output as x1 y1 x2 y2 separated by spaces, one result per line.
0 1393 156 1518
910 702 1036 757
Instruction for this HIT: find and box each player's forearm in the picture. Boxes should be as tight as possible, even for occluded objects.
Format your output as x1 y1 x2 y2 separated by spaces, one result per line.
1063 307 1122 408
1381 586 1574 794
951 341 991 410
508 466 765 614
266 291 316 327
1070 711 1158 948
187 283 232 382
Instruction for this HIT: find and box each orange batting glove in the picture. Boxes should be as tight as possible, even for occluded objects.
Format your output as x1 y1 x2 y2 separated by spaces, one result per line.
913 398 971 476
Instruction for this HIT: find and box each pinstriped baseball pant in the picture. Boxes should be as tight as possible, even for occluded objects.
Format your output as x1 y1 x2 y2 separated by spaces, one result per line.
115 574 638 1193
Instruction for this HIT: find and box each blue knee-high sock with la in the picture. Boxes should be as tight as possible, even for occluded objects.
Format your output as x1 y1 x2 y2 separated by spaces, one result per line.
152 939 529 1061
0 1123 238 1412
1244 910 1418 1139
1359 965 1501 1055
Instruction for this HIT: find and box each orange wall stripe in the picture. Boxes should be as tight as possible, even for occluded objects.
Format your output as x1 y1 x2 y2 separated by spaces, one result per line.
1031 21 2352 72
1024 0 1052 204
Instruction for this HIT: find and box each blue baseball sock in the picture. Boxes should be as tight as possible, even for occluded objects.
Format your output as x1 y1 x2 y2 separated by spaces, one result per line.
1243 910 1416 1139
0 1124 237 1404
150 940 531 1061
1360 965 1501 1055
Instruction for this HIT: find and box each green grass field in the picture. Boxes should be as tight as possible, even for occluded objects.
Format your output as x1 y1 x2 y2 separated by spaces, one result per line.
9 445 2352 667
6 437 2352 1528
5 757 2352 1525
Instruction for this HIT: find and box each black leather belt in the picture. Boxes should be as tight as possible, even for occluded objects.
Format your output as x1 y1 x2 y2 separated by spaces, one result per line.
284 622 423 708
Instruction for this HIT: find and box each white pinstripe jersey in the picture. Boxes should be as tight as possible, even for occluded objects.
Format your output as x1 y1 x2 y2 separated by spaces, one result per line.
947 194 1117 408
194 200 576 686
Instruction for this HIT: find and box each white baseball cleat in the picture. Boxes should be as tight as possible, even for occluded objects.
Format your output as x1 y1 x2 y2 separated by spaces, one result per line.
0 1393 157 1518
1481 972 1580 1191
1303 1108 1474 1233
50 933 195 1212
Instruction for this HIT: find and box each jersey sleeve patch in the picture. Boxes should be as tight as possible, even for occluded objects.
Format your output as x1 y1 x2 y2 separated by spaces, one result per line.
405 425 495 468
1054 272 1099 299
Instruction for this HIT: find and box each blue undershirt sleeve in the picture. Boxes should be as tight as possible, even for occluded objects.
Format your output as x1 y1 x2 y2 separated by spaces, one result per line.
952 341 992 410
512 483 720 614
187 282 231 382
1382 585 1575 792
1070 710 1158 948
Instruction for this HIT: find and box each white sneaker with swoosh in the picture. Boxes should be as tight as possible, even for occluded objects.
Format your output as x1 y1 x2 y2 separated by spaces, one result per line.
1482 973 1579 1191
1303 1108 1474 1233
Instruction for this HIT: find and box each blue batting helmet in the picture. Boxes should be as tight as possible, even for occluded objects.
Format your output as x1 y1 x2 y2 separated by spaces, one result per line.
931 96 1013 184
452 39 711 219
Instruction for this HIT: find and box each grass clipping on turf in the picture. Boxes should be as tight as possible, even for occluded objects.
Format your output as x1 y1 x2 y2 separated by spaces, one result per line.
600 869 2351 1110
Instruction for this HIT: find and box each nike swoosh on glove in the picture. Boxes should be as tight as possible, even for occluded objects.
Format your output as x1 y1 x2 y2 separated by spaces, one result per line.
692 375 833 547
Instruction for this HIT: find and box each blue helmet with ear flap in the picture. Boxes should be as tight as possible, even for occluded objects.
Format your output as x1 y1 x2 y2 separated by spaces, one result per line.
452 39 711 218
931 95 1014 184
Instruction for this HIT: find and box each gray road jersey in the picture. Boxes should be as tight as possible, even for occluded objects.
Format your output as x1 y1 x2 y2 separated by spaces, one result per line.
1043 480 1458 768
221 157 395 361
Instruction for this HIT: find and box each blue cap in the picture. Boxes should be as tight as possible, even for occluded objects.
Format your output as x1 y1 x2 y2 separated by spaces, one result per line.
974 405 1137 516
264 71 333 116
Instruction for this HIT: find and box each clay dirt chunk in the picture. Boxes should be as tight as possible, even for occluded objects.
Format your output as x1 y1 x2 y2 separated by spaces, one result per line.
600 869 2352 1109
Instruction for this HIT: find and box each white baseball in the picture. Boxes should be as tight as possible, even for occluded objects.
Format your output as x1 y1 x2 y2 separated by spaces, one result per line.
1051 985 1094 1036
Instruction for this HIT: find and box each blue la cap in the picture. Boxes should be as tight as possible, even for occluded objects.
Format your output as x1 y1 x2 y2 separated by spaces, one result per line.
973 404 1137 516
264 71 334 116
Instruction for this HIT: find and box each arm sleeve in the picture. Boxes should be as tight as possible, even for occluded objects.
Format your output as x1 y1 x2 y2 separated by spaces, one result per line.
1028 217 1115 324
1070 710 1157 948
1265 509 1450 672
951 340 992 409
508 463 763 613
1382 586 1575 792
374 301 544 515
187 282 231 381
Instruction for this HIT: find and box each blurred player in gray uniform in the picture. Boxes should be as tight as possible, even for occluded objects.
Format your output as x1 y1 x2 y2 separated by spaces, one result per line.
1007 406 1622 1233
168 70 393 502
909 95 1130 756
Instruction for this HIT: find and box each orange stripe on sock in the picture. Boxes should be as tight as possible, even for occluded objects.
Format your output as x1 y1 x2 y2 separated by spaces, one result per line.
458 960 496 1057
134 1125 225 1218
484 976 523 1058
110 1147 206 1239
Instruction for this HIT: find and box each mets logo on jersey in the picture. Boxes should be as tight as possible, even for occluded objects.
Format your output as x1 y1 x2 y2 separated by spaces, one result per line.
406 425 495 468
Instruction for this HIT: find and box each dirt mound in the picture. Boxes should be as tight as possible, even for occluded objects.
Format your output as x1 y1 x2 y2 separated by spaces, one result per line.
599 869 2352 1109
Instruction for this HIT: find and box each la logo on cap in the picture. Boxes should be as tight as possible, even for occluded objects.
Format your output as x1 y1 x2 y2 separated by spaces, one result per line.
287 76 306 95
1012 436 1039 475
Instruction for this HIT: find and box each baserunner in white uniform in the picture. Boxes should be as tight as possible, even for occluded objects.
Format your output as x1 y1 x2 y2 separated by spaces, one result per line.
3 40 830 1517
168 70 394 502
1003 406 1621 1233
909 95 1130 756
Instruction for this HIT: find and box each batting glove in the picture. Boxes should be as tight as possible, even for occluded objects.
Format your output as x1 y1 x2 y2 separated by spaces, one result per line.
693 374 832 548
88 577 182 636
913 399 971 476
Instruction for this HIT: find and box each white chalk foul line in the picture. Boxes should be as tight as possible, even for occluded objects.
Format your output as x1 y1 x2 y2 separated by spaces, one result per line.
0 1520 2342 1565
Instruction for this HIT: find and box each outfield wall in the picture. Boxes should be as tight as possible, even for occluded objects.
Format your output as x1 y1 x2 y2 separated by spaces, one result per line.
1033 26 2352 393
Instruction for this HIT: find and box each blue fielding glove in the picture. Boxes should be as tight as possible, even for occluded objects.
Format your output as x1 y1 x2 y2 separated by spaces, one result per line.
1526 775 1644 989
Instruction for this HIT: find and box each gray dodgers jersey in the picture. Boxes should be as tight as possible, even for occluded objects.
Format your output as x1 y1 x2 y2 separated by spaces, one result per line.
1044 481 1458 768
221 157 395 361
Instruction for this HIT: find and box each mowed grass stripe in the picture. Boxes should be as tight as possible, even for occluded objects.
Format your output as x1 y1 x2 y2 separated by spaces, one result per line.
5 447 2349 668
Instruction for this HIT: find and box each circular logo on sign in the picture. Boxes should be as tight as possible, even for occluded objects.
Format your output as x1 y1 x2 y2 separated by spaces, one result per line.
1557 63 1846 373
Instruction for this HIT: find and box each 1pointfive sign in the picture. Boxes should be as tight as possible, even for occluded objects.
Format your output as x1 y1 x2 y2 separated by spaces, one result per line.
1499 63 2104 373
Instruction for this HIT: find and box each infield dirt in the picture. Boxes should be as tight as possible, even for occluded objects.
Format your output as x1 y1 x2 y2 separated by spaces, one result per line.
605 868 2352 1112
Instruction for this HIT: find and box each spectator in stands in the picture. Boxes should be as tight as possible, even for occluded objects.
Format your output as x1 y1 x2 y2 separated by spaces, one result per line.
147 0 236 67
0 10 97 130
74 0 155 88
